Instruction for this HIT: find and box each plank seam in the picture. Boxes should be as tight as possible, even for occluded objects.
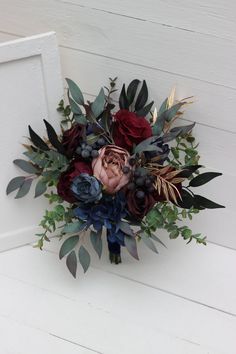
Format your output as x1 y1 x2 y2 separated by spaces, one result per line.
60 44 236 91
0 29 235 92
59 0 235 42
92 266 236 318
0 313 102 353
49 333 103 354
0 246 235 317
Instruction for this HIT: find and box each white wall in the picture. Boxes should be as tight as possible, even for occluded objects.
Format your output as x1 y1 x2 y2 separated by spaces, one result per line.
0 0 235 249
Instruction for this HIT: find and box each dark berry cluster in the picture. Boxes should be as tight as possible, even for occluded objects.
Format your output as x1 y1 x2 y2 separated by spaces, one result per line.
76 137 107 159
127 167 156 199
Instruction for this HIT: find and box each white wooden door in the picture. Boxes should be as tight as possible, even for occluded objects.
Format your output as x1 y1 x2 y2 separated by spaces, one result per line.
0 32 63 251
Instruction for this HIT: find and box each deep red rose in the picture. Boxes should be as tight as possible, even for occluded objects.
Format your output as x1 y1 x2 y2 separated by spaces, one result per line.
125 188 156 220
57 160 92 203
62 124 84 157
113 110 152 152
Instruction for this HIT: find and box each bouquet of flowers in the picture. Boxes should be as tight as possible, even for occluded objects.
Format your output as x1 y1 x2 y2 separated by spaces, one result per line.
7 78 224 277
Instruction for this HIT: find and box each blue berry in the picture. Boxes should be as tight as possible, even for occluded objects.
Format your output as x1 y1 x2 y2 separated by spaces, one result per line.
135 177 145 186
91 150 99 158
122 166 130 174
98 138 106 146
136 191 145 199
81 150 90 158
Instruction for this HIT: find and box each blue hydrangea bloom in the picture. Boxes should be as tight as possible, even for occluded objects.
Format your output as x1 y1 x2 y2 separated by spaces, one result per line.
71 173 102 204
74 192 127 245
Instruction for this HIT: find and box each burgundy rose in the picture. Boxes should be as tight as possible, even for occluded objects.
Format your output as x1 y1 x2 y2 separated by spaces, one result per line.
113 110 152 152
62 124 84 157
57 160 92 203
125 188 156 220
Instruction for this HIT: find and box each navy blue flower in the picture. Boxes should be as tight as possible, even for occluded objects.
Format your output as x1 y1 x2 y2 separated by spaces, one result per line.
107 226 125 246
71 173 102 203
74 192 127 245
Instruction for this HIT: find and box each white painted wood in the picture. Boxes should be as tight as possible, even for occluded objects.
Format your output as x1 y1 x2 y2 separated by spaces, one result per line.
0 246 235 354
0 0 235 91
44 233 236 315
0 316 94 354
60 0 236 41
0 33 63 251
0 32 234 249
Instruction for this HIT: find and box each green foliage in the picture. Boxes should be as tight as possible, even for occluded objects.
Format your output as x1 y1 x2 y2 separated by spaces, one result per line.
124 235 139 260
78 245 91 273
91 88 106 118
66 78 84 105
144 203 206 246
35 202 73 249
13 159 39 174
59 235 80 259
66 250 77 278
169 134 200 168
6 176 26 195
90 229 102 258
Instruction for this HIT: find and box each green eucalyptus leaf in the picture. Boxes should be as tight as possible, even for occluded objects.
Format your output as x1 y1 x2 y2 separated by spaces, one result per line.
86 133 101 145
158 98 168 115
35 179 47 198
62 221 86 234
68 96 83 115
164 102 185 122
13 159 38 174
66 250 77 278
91 88 105 118
124 235 139 260
15 178 33 199
90 229 102 258
136 101 154 117
59 235 80 259
74 114 87 125
189 172 222 187
117 221 134 237
6 176 25 195
66 78 84 105
134 138 161 154
162 123 195 143
78 245 91 273
140 232 158 254
150 234 167 248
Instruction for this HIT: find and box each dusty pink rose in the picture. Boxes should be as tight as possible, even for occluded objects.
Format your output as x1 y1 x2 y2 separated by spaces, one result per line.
92 145 131 194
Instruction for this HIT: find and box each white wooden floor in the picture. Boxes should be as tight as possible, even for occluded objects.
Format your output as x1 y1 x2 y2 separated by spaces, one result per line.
0 235 235 354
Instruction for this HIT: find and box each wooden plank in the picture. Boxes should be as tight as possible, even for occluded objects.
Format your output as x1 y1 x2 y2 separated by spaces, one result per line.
0 33 63 251
0 32 236 136
60 0 236 40
0 0 235 90
59 47 236 170
0 316 96 354
60 46 236 134
0 32 233 248
0 246 234 354
44 234 236 315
